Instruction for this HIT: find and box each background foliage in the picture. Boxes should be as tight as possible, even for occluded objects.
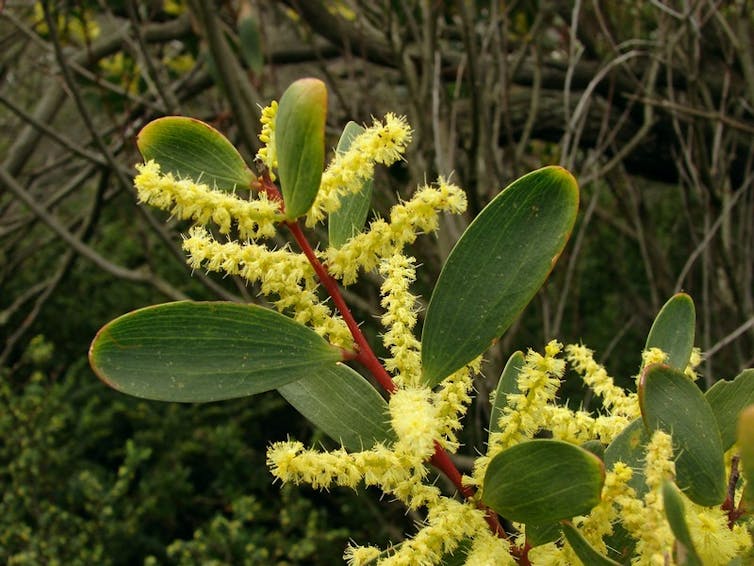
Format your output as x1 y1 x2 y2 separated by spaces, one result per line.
1 0 753 563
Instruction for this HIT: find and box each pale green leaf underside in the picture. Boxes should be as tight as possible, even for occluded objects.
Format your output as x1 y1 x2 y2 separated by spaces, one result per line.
489 350 524 435
89 301 341 403
278 363 395 451
328 121 374 248
562 521 622 566
645 293 695 370
640 364 726 506
705 369 754 450
662 481 703 566
137 116 254 191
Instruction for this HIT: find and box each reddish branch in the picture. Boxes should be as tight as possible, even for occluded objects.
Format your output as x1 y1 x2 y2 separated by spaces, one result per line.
259 173 516 552
285 219 396 394
722 455 745 528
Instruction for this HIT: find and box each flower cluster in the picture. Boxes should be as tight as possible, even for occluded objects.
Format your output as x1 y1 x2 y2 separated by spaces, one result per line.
134 99 753 565
565 343 639 418
326 179 467 284
182 226 352 347
378 254 422 386
134 161 280 240
306 113 412 226
256 101 278 177
470 341 566 490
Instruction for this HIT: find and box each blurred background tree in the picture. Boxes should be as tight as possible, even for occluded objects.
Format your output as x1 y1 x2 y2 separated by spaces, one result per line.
1 1 753 563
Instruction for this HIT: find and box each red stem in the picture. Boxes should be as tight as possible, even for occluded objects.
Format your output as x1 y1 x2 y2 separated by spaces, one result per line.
285 220 396 394
722 455 745 528
271 183 515 548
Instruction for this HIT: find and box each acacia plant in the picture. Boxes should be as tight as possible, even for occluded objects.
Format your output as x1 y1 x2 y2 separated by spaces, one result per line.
89 78 754 565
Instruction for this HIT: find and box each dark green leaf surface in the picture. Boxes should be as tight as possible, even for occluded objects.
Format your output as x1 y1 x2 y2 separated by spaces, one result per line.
89 302 341 402
602 522 636 564
604 418 650 497
328 121 374 248
561 521 622 566
278 363 395 451
276 78 327 219
525 521 562 547
705 369 754 450
482 439 604 524
137 117 253 191
662 481 703 566
645 293 695 370
421 166 579 386
489 350 524 435
639 364 726 506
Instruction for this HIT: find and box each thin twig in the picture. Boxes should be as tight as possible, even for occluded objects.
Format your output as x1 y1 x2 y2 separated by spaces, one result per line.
0 165 186 300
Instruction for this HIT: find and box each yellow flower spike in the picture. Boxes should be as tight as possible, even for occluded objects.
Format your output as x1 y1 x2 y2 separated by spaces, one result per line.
134 161 280 240
642 346 668 369
306 113 412 226
684 500 751 565
527 542 571 565
537 403 629 445
266 442 361 490
326 179 467 284
256 101 278 178
379 498 488 566
389 388 441 460
433 364 476 451
684 346 703 380
266 440 306 480
613 430 675 565
644 430 675 489
469 341 566 489
565 343 640 418
343 545 381 566
268 436 443 512
571 462 635 554
464 530 515 565
378 254 422 386
182 227 352 348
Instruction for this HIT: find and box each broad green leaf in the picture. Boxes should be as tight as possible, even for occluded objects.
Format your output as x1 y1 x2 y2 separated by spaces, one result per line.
238 15 264 74
489 350 524 435
276 78 327 219
137 116 254 191
603 418 650 497
482 439 604 524
89 301 341 403
705 369 754 450
421 166 579 386
639 364 726 506
644 293 695 370
278 363 395 451
662 481 703 566
328 121 374 248
525 521 562 547
561 521 622 566
738 405 754 513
